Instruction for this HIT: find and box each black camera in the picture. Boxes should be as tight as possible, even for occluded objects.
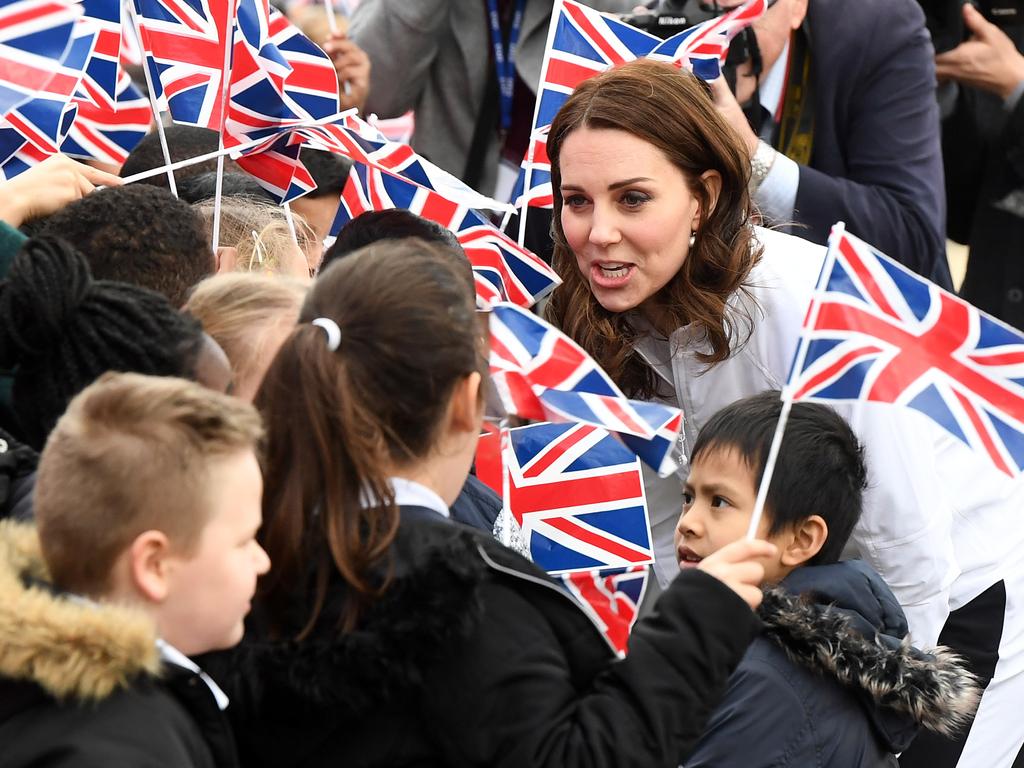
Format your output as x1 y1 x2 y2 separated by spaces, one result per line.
919 1 1024 53
619 0 709 40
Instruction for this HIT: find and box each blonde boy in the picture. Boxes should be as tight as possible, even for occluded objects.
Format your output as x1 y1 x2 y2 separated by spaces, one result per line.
0 372 269 767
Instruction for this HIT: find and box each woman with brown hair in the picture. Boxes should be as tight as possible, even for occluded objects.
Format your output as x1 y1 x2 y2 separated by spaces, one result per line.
209 237 774 768
544 58 961 653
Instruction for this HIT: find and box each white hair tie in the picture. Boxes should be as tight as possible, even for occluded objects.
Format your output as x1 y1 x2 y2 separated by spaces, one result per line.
311 317 342 352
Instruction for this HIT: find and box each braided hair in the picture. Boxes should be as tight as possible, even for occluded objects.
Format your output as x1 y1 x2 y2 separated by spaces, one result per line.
0 237 205 449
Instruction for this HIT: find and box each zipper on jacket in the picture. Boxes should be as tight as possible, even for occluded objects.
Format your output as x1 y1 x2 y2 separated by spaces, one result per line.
475 544 619 657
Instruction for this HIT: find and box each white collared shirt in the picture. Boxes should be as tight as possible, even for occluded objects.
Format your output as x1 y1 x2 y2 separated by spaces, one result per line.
754 40 800 224
390 476 450 519
157 639 230 711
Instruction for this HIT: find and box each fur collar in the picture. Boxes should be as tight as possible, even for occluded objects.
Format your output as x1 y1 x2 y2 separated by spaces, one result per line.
0 521 160 701
760 587 981 738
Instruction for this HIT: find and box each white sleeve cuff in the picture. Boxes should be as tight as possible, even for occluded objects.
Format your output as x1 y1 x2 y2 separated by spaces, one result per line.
753 150 799 225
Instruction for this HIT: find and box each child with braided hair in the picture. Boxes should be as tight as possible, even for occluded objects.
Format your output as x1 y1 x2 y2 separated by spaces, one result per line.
0 237 232 450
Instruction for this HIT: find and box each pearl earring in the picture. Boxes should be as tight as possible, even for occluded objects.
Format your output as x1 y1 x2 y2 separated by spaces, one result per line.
689 231 697 248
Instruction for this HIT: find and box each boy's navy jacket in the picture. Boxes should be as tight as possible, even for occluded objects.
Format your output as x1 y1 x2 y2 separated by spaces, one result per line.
0 521 239 768
684 560 981 768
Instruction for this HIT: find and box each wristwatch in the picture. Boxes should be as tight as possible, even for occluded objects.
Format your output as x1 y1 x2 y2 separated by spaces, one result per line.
749 140 778 195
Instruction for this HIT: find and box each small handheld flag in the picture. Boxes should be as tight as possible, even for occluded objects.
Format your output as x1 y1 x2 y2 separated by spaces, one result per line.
503 421 655 575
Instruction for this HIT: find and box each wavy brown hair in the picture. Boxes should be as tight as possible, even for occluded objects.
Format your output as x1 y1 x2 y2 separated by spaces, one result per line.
545 59 762 398
255 239 483 638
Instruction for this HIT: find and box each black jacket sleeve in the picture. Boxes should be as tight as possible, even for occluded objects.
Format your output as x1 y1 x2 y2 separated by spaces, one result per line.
425 569 761 768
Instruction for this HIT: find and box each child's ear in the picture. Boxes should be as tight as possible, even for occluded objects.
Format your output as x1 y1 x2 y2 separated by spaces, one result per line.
216 245 238 273
780 515 828 568
448 371 483 434
128 531 174 603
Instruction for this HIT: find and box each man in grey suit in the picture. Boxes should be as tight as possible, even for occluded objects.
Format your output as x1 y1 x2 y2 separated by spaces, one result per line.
348 0 635 198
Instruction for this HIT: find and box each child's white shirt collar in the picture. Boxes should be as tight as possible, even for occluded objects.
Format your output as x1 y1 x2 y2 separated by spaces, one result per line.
156 638 230 710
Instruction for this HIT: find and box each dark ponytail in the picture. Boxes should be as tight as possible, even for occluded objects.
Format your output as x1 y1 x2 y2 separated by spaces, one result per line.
256 238 482 638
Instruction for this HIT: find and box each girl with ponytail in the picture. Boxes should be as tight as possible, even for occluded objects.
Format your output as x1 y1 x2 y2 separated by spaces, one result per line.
217 238 776 768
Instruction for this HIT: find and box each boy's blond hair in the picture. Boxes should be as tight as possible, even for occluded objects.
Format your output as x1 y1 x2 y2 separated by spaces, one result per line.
34 372 263 596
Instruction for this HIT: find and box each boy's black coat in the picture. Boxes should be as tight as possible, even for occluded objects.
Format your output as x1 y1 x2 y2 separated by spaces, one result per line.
206 507 761 768
0 521 238 768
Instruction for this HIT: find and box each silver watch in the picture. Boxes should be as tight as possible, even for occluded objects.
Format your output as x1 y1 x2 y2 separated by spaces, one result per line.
749 140 778 194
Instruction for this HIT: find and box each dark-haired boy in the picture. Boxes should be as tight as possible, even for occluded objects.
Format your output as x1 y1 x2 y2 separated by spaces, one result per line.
679 391 979 767
0 372 269 767
38 185 213 307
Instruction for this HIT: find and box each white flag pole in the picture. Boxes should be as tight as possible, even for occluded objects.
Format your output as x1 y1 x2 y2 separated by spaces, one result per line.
515 0 562 247
210 0 239 256
745 221 845 539
119 110 358 185
499 424 513 548
125 0 178 196
283 200 303 259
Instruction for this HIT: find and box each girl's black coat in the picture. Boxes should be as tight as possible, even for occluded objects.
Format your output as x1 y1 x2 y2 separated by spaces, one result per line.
207 507 760 768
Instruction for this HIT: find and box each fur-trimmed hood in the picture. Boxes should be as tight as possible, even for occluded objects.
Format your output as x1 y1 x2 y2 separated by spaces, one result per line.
0 520 160 703
760 560 980 750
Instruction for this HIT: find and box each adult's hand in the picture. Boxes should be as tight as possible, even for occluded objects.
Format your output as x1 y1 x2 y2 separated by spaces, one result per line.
697 538 776 610
0 154 122 228
707 75 759 159
935 3 1024 100
324 33 371 113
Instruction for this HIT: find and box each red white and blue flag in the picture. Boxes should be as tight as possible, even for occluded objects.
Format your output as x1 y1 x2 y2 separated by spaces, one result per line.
132 0 237 128
561 565 648 656
299 113 511 212
792 227 1024 477
332 161 558 309
512 0 764 209
0 0 81 119
0 125 46 179
489 302 683 475
504 421 654 574
76 0 122 108
63 68 150 165
0 21 95 175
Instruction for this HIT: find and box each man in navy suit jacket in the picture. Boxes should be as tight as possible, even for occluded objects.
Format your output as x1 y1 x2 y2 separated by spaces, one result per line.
709 0 951 287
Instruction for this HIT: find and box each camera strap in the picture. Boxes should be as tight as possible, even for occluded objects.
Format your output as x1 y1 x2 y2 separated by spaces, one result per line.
776 26 814 166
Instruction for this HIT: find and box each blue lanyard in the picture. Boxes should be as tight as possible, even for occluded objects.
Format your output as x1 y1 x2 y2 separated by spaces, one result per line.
487 0 526 134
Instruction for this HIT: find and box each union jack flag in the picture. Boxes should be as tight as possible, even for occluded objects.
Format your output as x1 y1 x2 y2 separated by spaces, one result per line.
489 302 684 474
226 3 338 136
220 4 343 203
0 124 47 179
301 113 510 213
132 0 237 128
791 227 1024 477
76 0 122 108
332 162 558 309
561 564 648 656
63 68 149 165
512 0 764 209
505 421 654 574
0 21 94 174
0 0 81 119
